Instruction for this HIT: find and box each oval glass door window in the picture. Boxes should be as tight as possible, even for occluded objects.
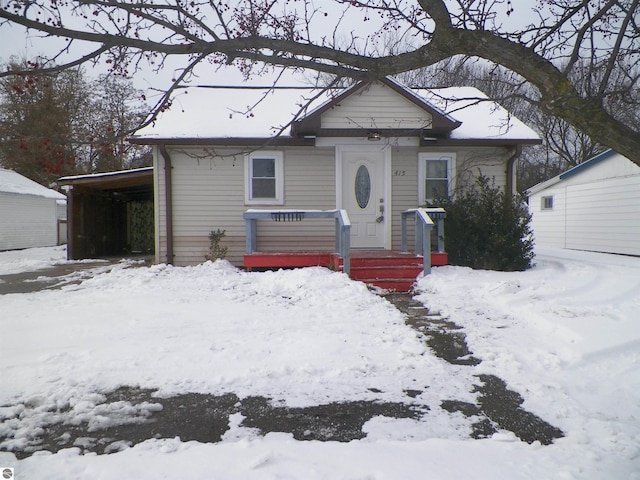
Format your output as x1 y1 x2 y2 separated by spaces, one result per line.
355 165 371 209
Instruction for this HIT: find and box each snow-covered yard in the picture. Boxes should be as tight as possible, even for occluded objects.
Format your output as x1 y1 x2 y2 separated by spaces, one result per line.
0 245 639 479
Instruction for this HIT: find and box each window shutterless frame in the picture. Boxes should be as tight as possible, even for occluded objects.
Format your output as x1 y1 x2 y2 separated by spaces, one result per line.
541 195 554 210
244 151 284 205
418 153 456 204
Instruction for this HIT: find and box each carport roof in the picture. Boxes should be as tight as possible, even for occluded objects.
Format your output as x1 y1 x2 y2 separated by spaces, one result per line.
58 167 153 201
59 167 153 189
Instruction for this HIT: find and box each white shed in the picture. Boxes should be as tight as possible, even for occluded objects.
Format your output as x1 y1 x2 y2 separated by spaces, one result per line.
0 168 67 251
527 150 640 256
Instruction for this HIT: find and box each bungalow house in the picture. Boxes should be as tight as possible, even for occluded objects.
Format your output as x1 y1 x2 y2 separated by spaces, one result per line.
0 168 67 251
527 150 640 256
130 77 540 290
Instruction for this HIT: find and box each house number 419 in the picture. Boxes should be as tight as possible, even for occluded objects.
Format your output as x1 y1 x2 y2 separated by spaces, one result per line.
394 170 406 176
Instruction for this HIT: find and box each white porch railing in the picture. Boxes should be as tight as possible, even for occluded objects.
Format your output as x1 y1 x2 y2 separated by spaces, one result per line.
401 208 446 276
243 209 352 275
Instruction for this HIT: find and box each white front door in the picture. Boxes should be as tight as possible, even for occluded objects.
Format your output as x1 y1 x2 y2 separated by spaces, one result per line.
338 146 390 249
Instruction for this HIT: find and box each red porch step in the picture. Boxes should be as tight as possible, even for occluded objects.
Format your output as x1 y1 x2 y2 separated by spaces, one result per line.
244 252 333 269
244 251 448 293
341 253 424 293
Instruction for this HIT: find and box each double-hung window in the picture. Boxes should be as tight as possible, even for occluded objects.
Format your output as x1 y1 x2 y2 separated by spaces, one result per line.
418 153 455 205
245 151 284 205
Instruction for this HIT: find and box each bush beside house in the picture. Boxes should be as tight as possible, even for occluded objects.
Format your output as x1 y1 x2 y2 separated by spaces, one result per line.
436 177 534 271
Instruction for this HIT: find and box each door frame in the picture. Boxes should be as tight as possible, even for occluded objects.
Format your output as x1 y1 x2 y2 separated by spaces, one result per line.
335 144 392 249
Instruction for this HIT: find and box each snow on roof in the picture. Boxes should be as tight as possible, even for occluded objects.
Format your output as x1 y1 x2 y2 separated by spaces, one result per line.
132 81 539 142
58 166 153 182
525 149 621 195
0 168 66 200
414 87 539 140
133 86 334 139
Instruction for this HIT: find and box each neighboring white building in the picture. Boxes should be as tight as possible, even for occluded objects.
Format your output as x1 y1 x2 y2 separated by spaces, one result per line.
527 150 640 256
0 168 67 251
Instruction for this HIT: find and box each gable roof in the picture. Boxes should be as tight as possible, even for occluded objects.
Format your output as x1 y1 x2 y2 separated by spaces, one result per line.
290 77 462 137
0 168 66 200
526 149 618 195
130 77 540 146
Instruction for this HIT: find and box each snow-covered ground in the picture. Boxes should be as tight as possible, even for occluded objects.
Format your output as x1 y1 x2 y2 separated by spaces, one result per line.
1 246 639 479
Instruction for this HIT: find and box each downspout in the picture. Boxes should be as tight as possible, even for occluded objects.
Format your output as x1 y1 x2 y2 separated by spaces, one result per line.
65 186 74 260
506 145 522 197
159 144 174 265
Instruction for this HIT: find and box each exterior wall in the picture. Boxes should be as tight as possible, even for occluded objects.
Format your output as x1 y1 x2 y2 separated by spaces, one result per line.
565 176 640 255
56 200 67 245
321 83 432 130
391 145 513 251
157 143 515 266
454 147 511 192
529 153 640 255
390 145 420 251
0 193 59 250
156 146 337 266
153 146 167 263
528 188 567 248
155 143 514 266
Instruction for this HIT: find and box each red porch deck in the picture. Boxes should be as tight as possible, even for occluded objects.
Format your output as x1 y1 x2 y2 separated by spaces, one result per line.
244 250 448 292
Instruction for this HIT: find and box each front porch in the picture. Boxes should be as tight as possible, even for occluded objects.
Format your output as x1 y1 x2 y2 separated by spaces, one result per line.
244 249 449 292
243 208 448 292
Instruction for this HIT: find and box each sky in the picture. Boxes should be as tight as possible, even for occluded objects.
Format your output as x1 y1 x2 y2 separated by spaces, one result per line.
0 244 639 479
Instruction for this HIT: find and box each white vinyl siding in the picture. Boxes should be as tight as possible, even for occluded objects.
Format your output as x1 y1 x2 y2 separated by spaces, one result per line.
528 189 567 249
0 193 59 250
565 176 640 255
321 82 432 130
529 152 640 255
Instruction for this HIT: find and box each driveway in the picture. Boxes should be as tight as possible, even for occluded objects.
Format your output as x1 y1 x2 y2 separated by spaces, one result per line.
0 258 149 295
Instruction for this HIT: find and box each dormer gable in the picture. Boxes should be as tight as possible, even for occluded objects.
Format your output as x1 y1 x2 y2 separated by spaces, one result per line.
291 78 461 139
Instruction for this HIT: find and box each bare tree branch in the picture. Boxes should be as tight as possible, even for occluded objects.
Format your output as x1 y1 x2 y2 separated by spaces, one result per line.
0 45 110 78
0 0 638 165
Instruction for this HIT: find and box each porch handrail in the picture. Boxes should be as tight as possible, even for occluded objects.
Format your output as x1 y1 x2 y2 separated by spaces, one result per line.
401 207 446 276
243 209 352 275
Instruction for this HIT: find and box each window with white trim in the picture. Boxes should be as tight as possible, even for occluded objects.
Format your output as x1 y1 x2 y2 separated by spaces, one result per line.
418 153 456 204
541 195 554 210
245 151 284 205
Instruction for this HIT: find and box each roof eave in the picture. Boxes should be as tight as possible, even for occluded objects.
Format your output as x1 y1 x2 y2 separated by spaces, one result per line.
526 148 616 195
558 149 616 180
421 138 542 147
128 136 316 147
58 168 154 190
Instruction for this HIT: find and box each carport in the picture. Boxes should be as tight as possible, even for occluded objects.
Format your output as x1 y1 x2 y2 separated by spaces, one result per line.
58 167 154 260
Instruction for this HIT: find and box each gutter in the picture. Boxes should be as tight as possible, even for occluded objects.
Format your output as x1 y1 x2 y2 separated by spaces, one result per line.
506 145 522 196
159 144 174 265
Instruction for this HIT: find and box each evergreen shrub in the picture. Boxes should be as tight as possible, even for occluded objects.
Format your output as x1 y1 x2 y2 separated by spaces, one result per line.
435 176 534 271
